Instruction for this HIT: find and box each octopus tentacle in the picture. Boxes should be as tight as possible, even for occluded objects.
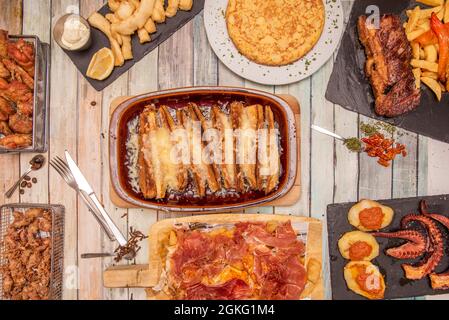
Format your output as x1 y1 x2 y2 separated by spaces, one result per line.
400 214 444 280
420 200 449 290
373 230 427 260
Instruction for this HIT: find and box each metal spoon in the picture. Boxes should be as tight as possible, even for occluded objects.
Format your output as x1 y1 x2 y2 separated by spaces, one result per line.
5 154 45 198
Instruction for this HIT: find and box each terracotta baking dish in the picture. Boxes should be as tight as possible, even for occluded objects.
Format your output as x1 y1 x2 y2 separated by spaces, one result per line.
109 87 297 212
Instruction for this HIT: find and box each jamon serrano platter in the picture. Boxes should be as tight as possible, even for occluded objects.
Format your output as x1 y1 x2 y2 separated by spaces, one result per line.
103 214 324 300
328 194 449 300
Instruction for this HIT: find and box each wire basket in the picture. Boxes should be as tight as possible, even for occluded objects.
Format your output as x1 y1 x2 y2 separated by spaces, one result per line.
0 204 64 300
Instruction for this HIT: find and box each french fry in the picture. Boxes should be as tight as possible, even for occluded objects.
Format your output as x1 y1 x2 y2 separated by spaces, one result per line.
152 0 166 23
407 28 429 41
420 47 427 59
411 59 439 72
437 5 446 20
105 13 123 45
412 42 421 60
413 68 422 89
108 0 121 12
424 44 438 62
121 35 133 60
116 1 136 20
417 20 431 31
407 5 442 19
422 76 443 100
417 0 444 5
88 12 125 67
445 0 449 23
179 0 193 11
144 18 157 33
406 6 421 34
137 28 151 43
422 71 439 79
166 0 180 17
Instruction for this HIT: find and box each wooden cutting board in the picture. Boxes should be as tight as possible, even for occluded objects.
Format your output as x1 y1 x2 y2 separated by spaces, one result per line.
109 94 301 209
103 214 324 300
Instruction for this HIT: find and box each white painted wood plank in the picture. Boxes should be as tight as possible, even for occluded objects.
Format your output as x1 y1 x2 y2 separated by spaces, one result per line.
417 136 428 197
274 82 311 217
358 117 393 200
392 130 418 198
101 72 130 300
49 0 80 301
157 20 194 222
21 0 50 205
73 0 105 300
194 12 217 86
128 50 159 300
310 59 335 300
423 138 449 300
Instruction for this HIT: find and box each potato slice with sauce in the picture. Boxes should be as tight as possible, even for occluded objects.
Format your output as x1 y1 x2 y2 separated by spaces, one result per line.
348 199 394 231
344 261 385 300
338 231 379 261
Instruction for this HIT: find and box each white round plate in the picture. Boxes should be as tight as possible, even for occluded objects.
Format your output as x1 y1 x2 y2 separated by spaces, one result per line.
204 0 344 85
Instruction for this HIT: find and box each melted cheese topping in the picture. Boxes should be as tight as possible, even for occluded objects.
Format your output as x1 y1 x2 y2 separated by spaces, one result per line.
143 127 180 198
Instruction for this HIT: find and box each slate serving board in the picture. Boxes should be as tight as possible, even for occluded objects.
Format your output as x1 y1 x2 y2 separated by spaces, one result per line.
62 0 204 91
327 194 449 300
326 0 449 144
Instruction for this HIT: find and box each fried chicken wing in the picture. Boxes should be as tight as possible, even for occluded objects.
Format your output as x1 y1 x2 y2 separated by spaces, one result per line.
7 38 35 76
9 113 32 134
0 60 10 78
0 133 32 148
3 58 34 89
0 96 15 115
0 120 12 135
17 100 33 116
0 79 33 103
1 208 52 300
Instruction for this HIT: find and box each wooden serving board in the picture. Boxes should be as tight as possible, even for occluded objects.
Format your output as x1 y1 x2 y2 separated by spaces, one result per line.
103 214 324 300
109 94 302 209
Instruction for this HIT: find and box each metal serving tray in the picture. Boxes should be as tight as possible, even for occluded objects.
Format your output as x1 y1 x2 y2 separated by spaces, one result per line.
0 35 50 154
0 203 64 300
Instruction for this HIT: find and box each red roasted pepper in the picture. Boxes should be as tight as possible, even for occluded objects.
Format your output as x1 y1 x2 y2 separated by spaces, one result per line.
414 23 449 46
430 13 449 82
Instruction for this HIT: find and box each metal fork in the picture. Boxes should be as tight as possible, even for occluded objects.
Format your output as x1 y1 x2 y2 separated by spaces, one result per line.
50 156 116 242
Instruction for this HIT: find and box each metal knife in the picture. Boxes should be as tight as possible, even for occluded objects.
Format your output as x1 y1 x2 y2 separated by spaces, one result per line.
65 150 128 247
311 125 345 141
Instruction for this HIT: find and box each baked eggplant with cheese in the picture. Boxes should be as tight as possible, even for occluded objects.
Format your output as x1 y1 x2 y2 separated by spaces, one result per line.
137 102 281 200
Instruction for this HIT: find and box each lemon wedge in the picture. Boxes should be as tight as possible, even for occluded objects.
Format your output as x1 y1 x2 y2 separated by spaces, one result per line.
86 47 114 81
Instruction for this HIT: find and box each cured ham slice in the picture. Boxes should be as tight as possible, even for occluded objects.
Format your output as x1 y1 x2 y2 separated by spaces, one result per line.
168 221 307 300
237 221 305 255
185 279 252 300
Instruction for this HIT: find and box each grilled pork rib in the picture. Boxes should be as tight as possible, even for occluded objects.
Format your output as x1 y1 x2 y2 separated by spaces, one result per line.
358 14 421 117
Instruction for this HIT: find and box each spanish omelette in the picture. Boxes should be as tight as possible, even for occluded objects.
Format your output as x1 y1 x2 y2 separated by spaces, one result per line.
226 0 325 66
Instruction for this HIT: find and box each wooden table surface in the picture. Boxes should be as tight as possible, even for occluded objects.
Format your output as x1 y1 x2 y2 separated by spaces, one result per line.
1 0 449 300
